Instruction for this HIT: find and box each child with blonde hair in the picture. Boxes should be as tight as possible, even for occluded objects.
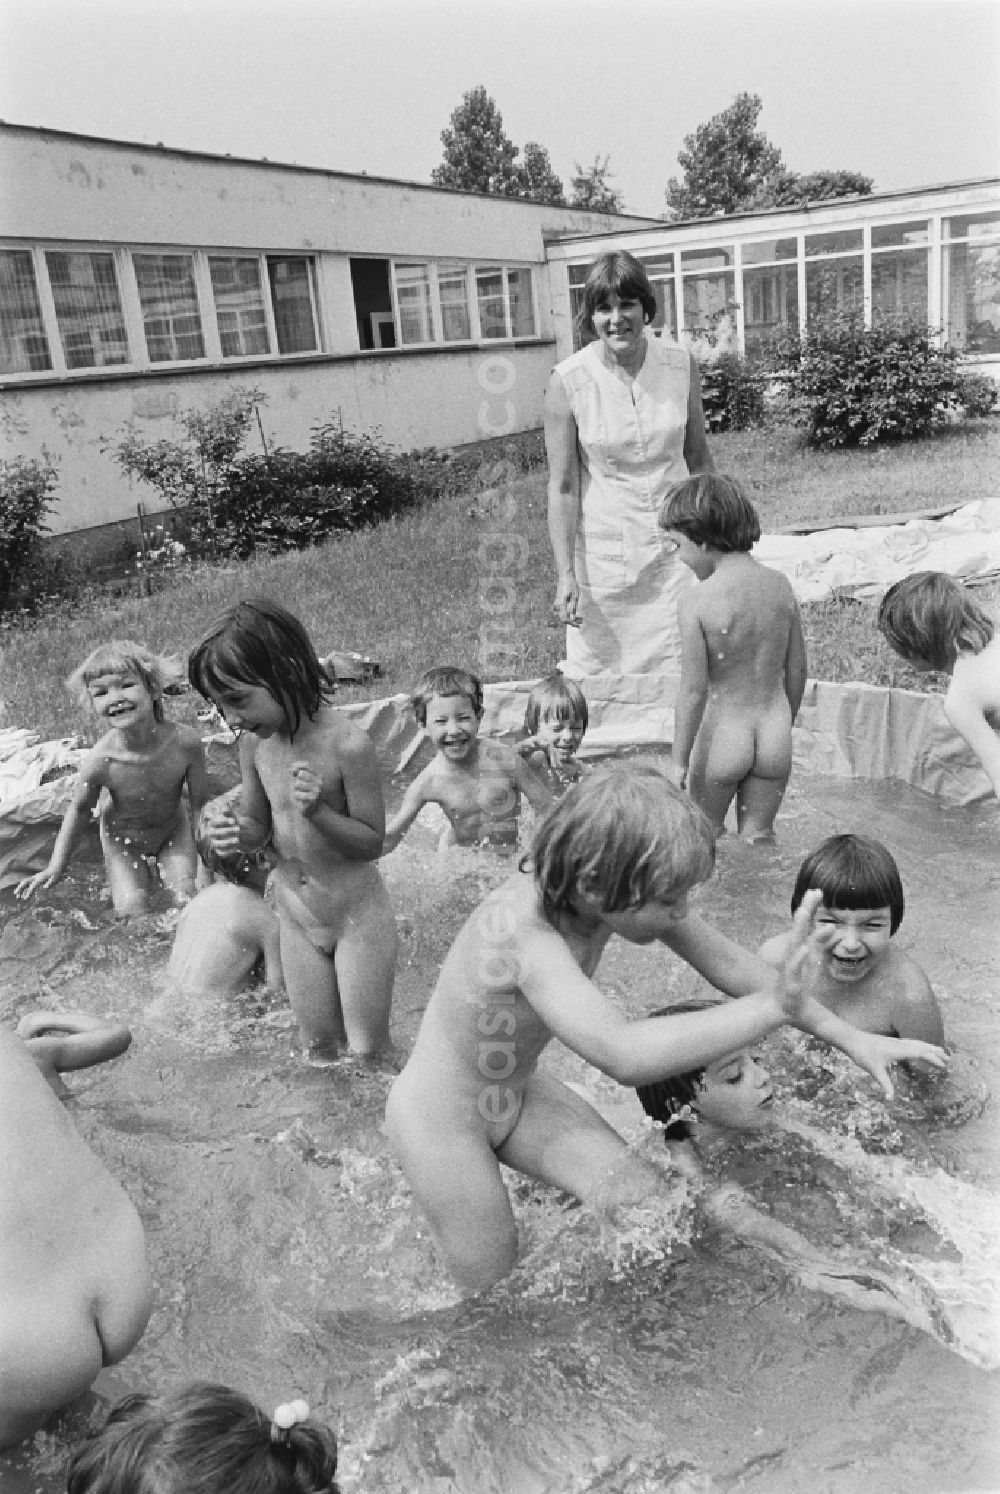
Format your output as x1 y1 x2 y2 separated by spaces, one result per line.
877 570 1000 800
386 765 946 1293
65 1383 339 1494
16 640 209 915
518 672 588 793
659 473 807 842
384 665 552 851
190 598 395 1060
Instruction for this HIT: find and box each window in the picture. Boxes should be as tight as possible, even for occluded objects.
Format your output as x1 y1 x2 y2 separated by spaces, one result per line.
266 256 319 354
438 263 472 341
804 230 862 323
868 220 930 321
507 268 535 337
681 246 736 337
741 239 799 361
133 253 206 363
476 267 507 339
46 251 129 369
209 256 270 357
639 252 677 339
394 263 433 345
476 266 534 340
0 250 52 374
943 211 1000 354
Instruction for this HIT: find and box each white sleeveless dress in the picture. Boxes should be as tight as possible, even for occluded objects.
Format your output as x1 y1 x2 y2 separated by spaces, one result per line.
555 331 694 704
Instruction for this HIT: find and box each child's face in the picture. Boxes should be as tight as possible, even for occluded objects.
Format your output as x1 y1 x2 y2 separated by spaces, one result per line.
211 682 286 739
696 1048 773 1131
536 712 584 766
425 691 481 762
87 670 156 727
814 903 893 983
591 889 692 945
662 528 711 578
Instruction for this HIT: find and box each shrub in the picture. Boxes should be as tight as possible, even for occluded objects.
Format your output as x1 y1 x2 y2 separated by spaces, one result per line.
775 313 963 447
0 454 59 609
955 371 999 418
697 352 766 432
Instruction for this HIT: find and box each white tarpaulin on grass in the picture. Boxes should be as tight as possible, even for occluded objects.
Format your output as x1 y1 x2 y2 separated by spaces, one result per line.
0 729 83 889
753 498 1000 602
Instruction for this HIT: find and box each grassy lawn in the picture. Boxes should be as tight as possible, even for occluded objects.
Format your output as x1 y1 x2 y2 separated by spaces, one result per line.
2 420 996 743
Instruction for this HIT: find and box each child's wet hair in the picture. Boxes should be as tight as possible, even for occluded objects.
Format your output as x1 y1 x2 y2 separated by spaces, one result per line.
528 764 715 924
68 640 185 723
791 833 905 934
877 570 994 671
659 473 761 554
188 598 333 739
523 673 589 737
65 1381 339 1494
409 665 483 727
634 997 725 1141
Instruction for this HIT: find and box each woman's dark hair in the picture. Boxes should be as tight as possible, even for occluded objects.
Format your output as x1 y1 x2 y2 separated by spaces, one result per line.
579 251 657 340
65 1382 339 1494
791 833 905 934
660 473 761 553
188 598 333 739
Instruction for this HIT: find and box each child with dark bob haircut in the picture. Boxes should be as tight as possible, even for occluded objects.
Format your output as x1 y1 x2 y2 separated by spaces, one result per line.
190 598 396 1061
519 672 589 792
759 833 943 1044
660 472 806 843
386 765 946 1293
65 1383 339 1494
878 570 1000 801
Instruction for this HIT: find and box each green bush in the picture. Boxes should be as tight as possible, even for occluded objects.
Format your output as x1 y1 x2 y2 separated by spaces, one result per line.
697 351 765 432
0 454 59 609
956 371 999 418
776 313 963 447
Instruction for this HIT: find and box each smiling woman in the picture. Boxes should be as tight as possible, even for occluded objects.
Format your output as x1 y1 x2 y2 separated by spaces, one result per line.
544 251 715 702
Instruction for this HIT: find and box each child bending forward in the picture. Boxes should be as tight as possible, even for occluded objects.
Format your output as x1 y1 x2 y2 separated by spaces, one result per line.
384 666 552 851
660 474 807 842
190 599 396 1060
386 766 946 1293
17 640 209 915
878 570 1000 800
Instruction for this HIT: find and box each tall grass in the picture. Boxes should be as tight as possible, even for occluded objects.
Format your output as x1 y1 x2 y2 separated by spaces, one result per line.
2 421 996 742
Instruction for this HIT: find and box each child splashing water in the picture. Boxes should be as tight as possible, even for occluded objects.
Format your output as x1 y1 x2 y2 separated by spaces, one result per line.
659 474 807 843
878 570 1000 800
189 599 396 1061
518 672 588 793
16 641 209 916
66 1383 340 1494
386 766 946 1294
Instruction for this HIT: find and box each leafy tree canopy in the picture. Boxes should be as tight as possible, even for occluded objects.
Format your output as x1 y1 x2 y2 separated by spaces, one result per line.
431 86 520 196
750 167 875 209
570 154 625 214
515 141 566 206
664 92 783 219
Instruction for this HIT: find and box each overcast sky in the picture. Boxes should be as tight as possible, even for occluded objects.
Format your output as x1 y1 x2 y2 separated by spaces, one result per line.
1 0 997 217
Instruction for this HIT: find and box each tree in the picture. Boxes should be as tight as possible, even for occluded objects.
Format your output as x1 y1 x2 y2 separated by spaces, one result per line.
570 155 625 214
432 86 520 195
664 92 783 219
750 168 874 209
514 141 566 206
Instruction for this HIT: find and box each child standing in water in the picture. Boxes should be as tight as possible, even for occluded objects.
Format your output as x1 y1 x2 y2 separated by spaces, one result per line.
758 833 945 1044
383 666 552 851
386 766 946 1293
16 641 208 915
190 599 396 1060
518 672 588 793
877 570 1000 800
66 1384 340 1494
659 474 807 842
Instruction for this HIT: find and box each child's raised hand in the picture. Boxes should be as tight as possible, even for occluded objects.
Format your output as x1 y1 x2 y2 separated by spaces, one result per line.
831 1030 948 1101
289 760 323 816
773 888 829 1022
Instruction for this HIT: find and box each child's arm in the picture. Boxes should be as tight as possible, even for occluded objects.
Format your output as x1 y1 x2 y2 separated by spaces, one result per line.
943 659 1000 799
289 724 385 860
382 770 433 853
512 750 555 816
14 759 105 899
784 597 808 721
182 727 212 825
668 596 709 788
200 736 272 859
16 1010 132 1074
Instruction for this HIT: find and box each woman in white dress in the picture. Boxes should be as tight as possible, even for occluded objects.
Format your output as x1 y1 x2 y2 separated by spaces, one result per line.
545 251 714 710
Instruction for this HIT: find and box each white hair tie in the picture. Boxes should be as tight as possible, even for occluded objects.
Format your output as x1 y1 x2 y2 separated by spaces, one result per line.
270 1399 310 1444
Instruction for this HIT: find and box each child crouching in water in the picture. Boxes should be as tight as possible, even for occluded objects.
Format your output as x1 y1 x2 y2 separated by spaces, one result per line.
659 473 807 843
758 833 944 1045
383 665 552 851
386 766 946 1293
190 599 396 1061
16 641 209 916
66 1383 339 1494
518 672 588 793
877 570 1000 800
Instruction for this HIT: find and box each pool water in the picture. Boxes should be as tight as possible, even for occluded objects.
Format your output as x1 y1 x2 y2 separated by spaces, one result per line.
1 769 998 1493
